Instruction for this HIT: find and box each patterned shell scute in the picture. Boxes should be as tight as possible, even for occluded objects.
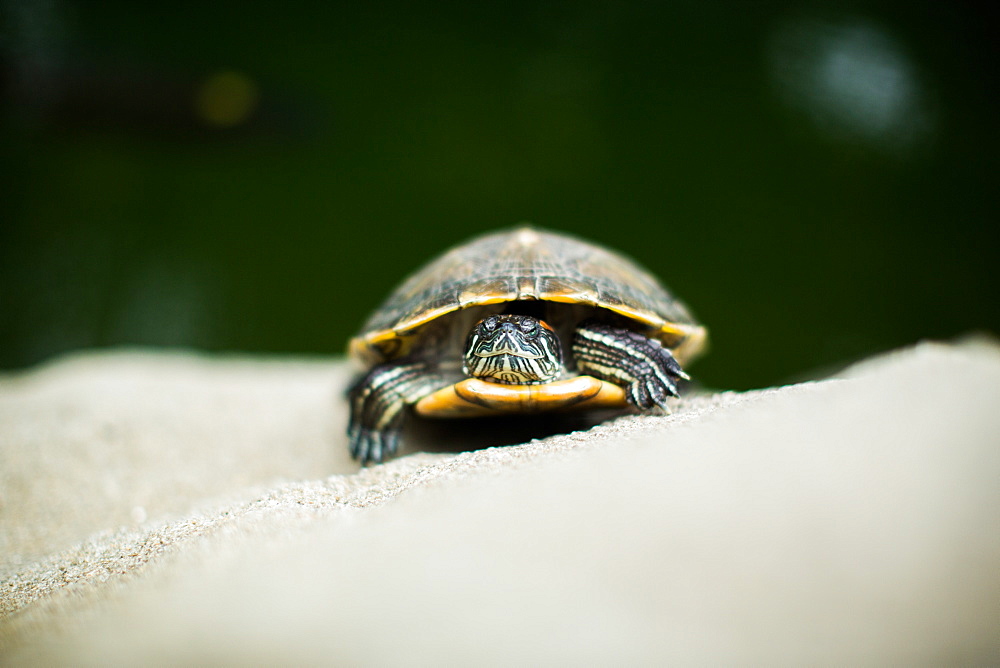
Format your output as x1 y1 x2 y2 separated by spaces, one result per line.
360 227 696 338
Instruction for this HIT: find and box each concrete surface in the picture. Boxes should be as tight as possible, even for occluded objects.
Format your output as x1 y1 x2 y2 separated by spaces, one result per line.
1 341 998 664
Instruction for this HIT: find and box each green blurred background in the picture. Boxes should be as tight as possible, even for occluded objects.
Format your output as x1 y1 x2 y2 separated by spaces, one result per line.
1 1 996 390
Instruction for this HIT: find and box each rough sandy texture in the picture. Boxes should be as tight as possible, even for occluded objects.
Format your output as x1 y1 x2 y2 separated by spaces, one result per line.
1 342 998 664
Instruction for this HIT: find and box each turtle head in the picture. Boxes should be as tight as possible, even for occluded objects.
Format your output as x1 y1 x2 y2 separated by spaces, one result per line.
463 314 562 384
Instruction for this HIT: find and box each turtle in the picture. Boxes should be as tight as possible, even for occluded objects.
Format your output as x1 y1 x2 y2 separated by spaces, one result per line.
347 226 707 464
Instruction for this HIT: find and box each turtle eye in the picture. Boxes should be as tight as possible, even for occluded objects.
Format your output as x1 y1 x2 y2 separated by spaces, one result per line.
519 319 538 336
482 316 498 332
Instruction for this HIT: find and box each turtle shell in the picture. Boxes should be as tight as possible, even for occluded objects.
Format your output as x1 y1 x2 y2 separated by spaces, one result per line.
349 227 707 369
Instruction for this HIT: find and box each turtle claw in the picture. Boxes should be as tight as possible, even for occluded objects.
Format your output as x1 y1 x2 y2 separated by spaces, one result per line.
626 381 648 410
349 426 400 465
628 352 681 412
626 377 672 412
347 359 451 464
573 321 687 413
645 377 670 410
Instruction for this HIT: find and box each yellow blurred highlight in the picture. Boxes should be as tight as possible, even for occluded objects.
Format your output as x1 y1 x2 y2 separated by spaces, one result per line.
195 71 259 127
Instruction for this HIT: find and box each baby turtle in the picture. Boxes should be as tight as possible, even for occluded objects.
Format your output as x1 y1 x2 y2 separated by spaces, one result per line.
348 227 707 463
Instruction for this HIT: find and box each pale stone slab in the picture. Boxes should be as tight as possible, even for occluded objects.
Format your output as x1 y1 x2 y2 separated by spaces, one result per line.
2 342 998 664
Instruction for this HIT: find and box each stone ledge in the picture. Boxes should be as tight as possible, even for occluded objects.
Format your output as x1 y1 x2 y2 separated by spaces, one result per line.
2 342 998 663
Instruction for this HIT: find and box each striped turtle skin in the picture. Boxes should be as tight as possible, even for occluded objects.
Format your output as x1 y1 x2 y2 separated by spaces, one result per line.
347 226 707 464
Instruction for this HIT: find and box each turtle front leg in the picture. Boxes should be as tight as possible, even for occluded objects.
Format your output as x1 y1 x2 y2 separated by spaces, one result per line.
572 321 690 410
347 359 451 464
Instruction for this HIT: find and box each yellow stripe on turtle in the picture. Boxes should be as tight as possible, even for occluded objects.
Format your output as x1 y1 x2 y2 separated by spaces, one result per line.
352 319 708 370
